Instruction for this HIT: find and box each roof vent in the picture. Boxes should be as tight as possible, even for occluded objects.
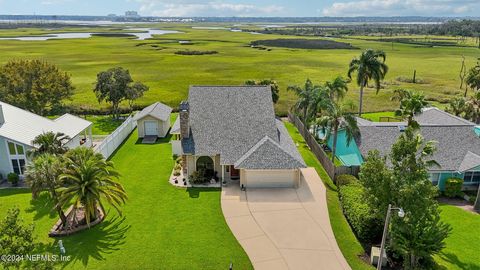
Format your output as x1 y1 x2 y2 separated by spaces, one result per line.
398 125 406 132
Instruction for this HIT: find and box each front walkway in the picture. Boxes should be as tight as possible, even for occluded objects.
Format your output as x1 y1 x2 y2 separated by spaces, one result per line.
221 168 351 270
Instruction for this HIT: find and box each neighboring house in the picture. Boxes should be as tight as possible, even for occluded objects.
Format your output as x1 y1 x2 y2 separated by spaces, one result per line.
171 86 306 188
133 102 172 139
0 101 92 177
327 107 480 190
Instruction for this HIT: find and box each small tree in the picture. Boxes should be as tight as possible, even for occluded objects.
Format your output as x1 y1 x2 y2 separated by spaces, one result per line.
466 91 480 123
391 89 429 128
24 154 67 226
465 62 480 96
0 208 35 269
245 79 279 104
29 131 70 158
288 79 317 125
125 81 149 112
446 96 467 117
59 147 127 225
94 67 148 119
389 128 451 269
0 59 74 115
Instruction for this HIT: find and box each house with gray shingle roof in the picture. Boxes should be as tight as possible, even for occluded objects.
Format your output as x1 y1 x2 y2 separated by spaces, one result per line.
133 102 172 140
354 107 480 191
171 86 306 188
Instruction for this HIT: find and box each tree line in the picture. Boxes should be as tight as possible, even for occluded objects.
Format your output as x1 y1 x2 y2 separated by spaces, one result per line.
0 60 148 119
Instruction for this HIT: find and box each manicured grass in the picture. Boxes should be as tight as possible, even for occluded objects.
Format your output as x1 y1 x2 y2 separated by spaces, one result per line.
361 111 398 122
0 25 478 115
84 115 125 135
0 130 252 269
434 205 480 270
284 121 373 270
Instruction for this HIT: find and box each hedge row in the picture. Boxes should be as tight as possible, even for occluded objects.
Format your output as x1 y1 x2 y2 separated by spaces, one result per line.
338 180 382 243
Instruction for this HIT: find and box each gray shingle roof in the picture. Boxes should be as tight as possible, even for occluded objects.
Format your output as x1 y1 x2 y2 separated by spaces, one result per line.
133 102 172 122
182 86 304 169
458 151 480 172
358 125 480 172
234 135 305 169
415 107 475 126
171 117 180 134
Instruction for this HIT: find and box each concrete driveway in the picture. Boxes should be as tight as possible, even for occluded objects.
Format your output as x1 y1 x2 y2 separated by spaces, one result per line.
221 168 351 270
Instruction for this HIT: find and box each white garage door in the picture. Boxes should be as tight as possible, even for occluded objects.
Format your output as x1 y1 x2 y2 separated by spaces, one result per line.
243 170 297 188
144 121 158 136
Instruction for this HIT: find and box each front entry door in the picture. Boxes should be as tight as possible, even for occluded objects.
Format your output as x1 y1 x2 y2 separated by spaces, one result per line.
230 165 239 179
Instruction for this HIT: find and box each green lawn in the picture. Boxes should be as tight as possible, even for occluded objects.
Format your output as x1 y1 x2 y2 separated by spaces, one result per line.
361 111 398 122
0 25 478 115
285 121 373 270
434 205 480 270
0 129 252 269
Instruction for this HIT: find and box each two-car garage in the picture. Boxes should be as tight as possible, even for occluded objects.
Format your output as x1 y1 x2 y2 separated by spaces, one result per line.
240 169 301 188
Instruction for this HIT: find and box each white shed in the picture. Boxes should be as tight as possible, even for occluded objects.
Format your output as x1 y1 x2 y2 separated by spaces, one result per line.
134 102 172 139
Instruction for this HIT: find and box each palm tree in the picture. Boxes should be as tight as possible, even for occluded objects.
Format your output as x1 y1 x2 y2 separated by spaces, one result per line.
317 100 359 163
59 147 127 225
324 76 349 102
391 89 429 128
24 154 67 227
288 79 317 124
446 96 467 117
348 49 388 116
30 131 70 157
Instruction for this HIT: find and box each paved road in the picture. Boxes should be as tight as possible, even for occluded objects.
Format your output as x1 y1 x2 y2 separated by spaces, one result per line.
221 168 351 270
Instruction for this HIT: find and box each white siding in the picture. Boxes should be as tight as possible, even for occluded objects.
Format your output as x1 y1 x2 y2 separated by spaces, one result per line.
137 115 169 138
241 169 300 188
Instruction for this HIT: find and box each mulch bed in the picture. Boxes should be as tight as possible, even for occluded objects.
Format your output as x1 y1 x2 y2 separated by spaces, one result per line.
49 206 105 237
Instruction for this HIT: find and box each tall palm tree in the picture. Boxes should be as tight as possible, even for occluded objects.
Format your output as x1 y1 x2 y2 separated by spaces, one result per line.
391 89 429 128
30 131 70 157
288 79 317 124
24 154 67 227
59 147 127 225
348 49 389 116
317 100 359 163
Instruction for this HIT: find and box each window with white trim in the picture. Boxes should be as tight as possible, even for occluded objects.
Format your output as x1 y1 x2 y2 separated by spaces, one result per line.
7 141 26 175
464 171 480 184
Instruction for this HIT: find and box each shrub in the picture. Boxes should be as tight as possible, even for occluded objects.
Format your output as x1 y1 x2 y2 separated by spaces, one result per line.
7 173 19 186
189 169 208 184
339 182 382 242
335 174 357 186
444 178 463 198
174 163 182 171
172 154 178 161
173 169 181 177
175 156 183 165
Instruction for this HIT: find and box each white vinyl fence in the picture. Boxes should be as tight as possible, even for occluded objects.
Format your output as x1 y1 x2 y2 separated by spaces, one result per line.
96 114 137 159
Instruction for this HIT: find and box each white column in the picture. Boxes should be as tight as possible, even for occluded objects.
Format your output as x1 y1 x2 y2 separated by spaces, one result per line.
222 165 225 183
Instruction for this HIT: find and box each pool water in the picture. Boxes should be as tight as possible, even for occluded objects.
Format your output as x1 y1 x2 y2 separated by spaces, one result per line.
317 129 363 166
475 126 480 137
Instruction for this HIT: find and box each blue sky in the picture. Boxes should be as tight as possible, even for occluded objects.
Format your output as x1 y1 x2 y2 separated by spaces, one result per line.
1 0 479 17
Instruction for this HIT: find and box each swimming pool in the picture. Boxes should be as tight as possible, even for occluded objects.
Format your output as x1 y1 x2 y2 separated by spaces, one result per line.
475 126 480 137
317 129 363 166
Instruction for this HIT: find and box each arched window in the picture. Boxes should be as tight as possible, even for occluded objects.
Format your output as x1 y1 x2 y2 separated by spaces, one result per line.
196 156 214 177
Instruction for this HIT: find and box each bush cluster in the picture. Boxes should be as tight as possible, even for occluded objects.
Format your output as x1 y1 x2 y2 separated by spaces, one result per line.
444 177 463 198
7 173 19 186
335 174 357 186
338 181 381 242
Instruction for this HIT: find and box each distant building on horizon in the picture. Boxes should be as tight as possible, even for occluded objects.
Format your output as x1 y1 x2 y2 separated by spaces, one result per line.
125 11 140 18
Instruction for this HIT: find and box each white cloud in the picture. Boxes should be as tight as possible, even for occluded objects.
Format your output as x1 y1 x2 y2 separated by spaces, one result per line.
133 0 284 17
322 0 479 16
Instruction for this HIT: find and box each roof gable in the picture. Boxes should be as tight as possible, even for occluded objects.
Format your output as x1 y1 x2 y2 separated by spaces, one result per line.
234 136 305 169
458 151 480 172
133 102 172 122
0 101 91 147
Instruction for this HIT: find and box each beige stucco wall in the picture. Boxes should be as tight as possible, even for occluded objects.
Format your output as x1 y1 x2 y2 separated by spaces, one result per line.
240 169 300 188
137 115 169 138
